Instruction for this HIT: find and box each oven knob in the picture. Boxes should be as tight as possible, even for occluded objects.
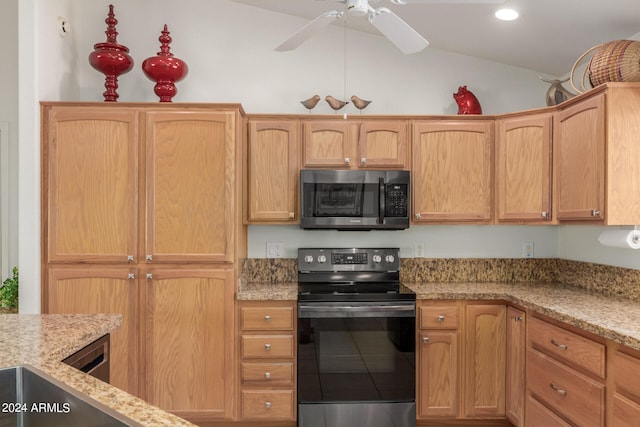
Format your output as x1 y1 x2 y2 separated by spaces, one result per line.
318 255 327 263
372 255 382 263
385 255 395 263
304 255 314 263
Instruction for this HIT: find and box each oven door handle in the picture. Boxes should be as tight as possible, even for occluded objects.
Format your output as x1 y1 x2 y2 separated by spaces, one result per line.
298 303 415 318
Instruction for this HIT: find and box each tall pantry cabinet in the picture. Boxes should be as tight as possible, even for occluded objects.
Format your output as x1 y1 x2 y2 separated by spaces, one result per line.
41 103 247 423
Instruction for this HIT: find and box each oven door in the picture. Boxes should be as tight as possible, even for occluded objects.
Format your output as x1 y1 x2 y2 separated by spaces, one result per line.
297 301 416 427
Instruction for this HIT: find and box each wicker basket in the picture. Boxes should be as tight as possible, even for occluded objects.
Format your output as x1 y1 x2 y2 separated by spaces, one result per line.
570 40 640 93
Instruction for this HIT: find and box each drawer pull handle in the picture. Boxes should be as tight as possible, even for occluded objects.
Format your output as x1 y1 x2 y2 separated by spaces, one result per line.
264 344 271 351
422 337 429 344
265 401 272 409
437 315 445 322
550 339 568 350
264 372 271 379
550 383 567 396
264 315 271 322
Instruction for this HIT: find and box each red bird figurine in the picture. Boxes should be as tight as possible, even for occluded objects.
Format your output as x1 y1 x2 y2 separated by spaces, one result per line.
453 86 482 115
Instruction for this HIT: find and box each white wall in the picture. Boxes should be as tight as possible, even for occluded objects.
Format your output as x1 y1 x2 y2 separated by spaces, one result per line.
0 0 19 280
16 0 640 311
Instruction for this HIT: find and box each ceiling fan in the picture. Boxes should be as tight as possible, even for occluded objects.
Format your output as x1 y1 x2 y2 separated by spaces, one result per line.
274 0 506 54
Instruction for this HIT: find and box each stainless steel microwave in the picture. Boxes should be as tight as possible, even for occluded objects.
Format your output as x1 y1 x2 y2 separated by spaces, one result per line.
300 170 410 230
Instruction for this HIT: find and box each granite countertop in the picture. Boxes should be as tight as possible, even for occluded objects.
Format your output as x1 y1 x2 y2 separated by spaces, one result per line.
0 314 193 427
237 280 640 351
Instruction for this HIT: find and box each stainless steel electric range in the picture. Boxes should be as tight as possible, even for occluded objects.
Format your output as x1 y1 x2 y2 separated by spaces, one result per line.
297 248 416 427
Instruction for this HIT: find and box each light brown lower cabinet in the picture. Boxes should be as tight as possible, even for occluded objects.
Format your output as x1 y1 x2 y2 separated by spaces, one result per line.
144 269 235 421
417 301 506 422
238 301 296 421
610 348 640 426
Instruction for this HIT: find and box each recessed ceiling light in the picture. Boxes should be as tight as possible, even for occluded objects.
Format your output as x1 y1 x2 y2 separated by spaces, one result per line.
495 8 519 21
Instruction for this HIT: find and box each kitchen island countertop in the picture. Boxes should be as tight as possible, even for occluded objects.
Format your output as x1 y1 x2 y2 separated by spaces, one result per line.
0 313 194 426
237 280 640 351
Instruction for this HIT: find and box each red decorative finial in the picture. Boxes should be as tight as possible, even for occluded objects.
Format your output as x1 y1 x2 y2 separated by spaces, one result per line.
142 25 189 102
88 4 133 102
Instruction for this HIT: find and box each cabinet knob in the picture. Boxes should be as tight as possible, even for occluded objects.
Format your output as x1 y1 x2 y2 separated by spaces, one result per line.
361 157 367 165
422 337 429 344
514 316 523 322
146 254 153 261
550 383 567 396
540 212 549 219
550 339 568 350
289 212 295 219
146 273 153 279
264 343 271 351
128 273 135 280
344 157 350 164
437 315 445 322
264 372 271 380
127 255 134 262
415 213 422 220
264 315 271 322
265 402 272 409
591 209 601 217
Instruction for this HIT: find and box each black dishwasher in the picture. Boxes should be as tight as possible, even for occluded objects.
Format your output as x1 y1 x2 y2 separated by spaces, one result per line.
62 334 110 383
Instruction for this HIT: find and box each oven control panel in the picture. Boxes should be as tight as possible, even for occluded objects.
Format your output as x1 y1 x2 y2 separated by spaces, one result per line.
298 248 400 272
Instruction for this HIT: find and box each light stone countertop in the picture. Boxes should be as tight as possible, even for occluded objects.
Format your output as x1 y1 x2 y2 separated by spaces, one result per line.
236 281 640 351
0 314 194 427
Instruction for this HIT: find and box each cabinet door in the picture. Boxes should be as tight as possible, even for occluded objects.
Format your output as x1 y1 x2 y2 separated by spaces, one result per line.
145 111 236 263
555 94 605 221
144 269 234 418
47 268 139 396
412 121 493 222
506 307 526 427
247 120 299 222
463 303 506 417
358 121 408 168
45 107 138 263
496 114 552 222
302 121 352 168
418 331 459 418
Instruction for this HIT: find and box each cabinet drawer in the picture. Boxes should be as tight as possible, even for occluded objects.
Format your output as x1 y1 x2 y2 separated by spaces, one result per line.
242 335 294 359
527 349 604 427
241 390 294 420
526 395 571 427
528 317 605 378
241 362 294 386
241 306 294 331
613 350 640 400
419 304 458 329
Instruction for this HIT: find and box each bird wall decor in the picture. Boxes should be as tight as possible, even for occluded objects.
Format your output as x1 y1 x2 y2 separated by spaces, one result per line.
351 95 372 111
325 95 348 111
300 94 321 111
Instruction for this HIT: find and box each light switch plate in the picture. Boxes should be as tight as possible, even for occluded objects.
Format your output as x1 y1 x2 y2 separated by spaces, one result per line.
266 242 284 258
414 242 426 258
523 241 534 258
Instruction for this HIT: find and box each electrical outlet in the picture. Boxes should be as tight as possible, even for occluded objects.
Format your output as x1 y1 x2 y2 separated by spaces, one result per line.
523 241 534 258
266 242 284 258
414 242 426 258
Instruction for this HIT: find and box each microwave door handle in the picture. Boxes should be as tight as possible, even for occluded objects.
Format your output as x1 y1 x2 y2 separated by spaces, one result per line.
379 177 385 225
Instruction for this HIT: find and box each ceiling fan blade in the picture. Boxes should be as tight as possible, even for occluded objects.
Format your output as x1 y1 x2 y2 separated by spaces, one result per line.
368 7 429 54
390 0 505 4
274 10 344 51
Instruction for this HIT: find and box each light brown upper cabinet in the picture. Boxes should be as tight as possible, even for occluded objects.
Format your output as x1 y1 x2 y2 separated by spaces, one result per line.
412 120 494 223
247 119 300 223
495 112 553 223
44 107 139 263
302 119 408 169
554 83 640 224
145 111 238 263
